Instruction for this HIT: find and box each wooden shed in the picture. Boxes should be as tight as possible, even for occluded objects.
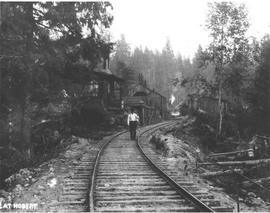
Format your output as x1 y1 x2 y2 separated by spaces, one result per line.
123 84 167 125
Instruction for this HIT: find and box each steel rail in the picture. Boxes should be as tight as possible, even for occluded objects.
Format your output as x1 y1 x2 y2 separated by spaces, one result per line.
89 130 127 212
88 121 171 212
137 123 215 212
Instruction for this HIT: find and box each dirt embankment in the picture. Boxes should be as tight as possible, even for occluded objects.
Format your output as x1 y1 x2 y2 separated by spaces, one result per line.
149 116 270 212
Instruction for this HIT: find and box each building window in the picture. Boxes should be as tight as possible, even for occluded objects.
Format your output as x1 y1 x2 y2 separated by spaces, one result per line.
114 82 120 89
89 80 99 96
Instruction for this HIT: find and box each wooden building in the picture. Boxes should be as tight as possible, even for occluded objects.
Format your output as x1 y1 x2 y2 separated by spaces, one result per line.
186 94 229 117
70 50 124 125
123 84 167 125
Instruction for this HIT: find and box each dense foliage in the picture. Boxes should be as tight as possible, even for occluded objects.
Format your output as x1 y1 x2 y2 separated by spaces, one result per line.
247 36 270 135
0 2 113 160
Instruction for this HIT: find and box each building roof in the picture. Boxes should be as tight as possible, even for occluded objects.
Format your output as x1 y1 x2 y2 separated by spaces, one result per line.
128 83 166 99
100 68 113 75
93 68 123 82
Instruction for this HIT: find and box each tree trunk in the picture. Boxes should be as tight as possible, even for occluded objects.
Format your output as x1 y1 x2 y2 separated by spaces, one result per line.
218 26 225 137
199 158 270 166
22 2 34 159
0 2 3 110
0 2 2 27
20 95 32 159
208 149 250 158
201 169 243 178
218 78 223 136
0 55 2 114
25 3 34 52
241 177 270 187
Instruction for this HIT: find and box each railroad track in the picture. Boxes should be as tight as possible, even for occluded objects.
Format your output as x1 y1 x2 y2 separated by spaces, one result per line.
90 121 233 212
50 121 232 212
49 131 126 212
49 124 165 212
138 123 233 212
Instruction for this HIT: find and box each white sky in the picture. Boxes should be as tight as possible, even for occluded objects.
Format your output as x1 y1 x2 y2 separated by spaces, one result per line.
109 0 270 59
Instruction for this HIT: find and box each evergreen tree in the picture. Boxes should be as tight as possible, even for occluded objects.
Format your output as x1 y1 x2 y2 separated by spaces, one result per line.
249 36 270 134
0 2 113 158
110 34 131 76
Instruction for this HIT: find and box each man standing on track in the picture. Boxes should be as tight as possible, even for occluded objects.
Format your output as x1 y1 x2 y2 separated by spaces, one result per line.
127 108 139 140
